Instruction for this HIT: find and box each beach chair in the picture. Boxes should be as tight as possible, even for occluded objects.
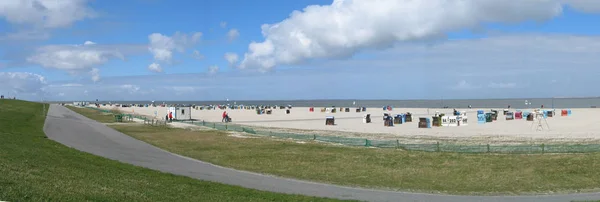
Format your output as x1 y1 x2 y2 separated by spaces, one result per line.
384 116 394 127
326 116 335 125
405 113 413 122
418 118 431 128
449 116 458 127
485 113 493 122
506 112 514 120
515 111 523 119
441 116 449 126
461 116 468 126
363 114 371 123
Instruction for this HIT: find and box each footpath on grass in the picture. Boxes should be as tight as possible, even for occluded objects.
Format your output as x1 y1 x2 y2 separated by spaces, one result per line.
56 104 600 202
0 100 342 202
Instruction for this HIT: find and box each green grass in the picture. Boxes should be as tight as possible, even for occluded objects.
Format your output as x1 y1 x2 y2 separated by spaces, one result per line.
0 100 348 202
67 106 118 123
106 121 600 195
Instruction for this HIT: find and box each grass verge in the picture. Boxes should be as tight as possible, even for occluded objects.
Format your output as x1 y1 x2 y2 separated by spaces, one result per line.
0 100 347 202
67 105 119 123
74 106 600 195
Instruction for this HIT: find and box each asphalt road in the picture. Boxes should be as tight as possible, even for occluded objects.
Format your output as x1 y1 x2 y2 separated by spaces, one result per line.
43 104 600 202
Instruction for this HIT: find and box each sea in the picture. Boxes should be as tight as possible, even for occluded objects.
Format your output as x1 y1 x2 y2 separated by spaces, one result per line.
58 97 600 109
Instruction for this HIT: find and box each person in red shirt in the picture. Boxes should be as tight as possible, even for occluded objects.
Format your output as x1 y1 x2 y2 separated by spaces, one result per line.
222 111 228 122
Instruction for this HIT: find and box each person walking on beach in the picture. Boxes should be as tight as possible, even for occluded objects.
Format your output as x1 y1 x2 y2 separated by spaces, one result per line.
169 112 173 122
222 111 228 122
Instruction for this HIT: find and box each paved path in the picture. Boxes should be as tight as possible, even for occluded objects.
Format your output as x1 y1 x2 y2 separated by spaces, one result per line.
43 104 599 202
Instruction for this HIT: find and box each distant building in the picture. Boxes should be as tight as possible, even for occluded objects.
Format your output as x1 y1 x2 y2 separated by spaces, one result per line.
73 102 89 106
167 106 192 120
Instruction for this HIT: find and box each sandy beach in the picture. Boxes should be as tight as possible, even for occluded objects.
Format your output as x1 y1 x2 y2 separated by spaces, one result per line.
98 105 599 144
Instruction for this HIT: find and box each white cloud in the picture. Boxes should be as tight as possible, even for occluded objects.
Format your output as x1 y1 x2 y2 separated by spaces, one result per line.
0 72 46 95
240 0 600 71
27 41 123 71
148 62 162 73
220 21 227 28
208 65 219 74
192 50 204 60
224 52 239 67
26 41 145 81
227 29 240 42
148 32 202 63
0 0 95 28
83 41 96 45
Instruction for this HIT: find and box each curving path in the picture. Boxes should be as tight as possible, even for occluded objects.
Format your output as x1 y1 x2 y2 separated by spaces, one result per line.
44 104 598 202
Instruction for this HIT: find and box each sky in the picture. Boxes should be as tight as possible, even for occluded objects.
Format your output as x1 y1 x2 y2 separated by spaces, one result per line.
1 0 600 101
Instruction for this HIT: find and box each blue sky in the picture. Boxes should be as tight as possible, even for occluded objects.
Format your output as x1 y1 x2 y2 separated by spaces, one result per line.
1 0 600 101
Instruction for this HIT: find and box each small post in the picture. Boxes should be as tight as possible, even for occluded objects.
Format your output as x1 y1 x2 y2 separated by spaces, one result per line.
213 123 216 128
396 140 400 149
487 144 490 153
203 121 205 126
225 124 228 130
313 134 316 140
436 142 440 152
541 144 545 154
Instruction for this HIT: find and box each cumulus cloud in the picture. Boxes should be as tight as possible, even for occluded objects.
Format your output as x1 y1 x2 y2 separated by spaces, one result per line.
224 52 239 67
240 0 600 71
26 41 143 81
148 32 202 63
227 29 240 42
27 41 124 72
208 65 219 74
0 0 96 28
148 62 162 73
0 72 46 96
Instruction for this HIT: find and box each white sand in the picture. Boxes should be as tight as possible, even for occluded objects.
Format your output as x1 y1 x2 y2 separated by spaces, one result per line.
99 105 599 144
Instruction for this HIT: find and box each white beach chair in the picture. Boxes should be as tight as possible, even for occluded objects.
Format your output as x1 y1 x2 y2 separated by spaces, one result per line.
441 116 449 127
448 116 458 127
